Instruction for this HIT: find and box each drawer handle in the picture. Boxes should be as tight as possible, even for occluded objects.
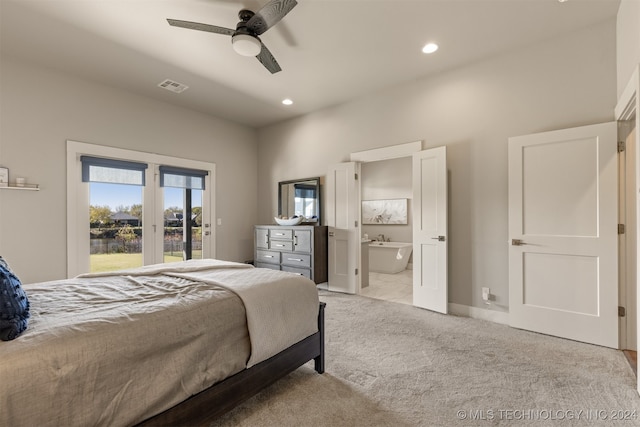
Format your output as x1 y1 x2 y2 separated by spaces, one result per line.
287 258 303 262
274 233 286 236
263 255 274 258
275 244 286 247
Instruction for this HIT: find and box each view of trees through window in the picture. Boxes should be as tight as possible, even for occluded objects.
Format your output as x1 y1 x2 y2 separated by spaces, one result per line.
89 183 203 272
89 182 143 272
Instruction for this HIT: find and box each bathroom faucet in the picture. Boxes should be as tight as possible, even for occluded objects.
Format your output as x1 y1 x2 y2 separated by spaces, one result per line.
377 234 385 242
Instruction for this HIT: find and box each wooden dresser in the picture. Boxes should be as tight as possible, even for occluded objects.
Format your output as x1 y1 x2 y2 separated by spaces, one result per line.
254 225 328 284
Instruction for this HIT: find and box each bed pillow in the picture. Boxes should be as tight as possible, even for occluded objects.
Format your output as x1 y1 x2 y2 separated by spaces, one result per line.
0 259 30 341
0 256 13 273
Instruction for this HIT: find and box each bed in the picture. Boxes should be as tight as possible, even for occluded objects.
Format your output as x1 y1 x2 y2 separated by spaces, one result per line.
0 259 325 426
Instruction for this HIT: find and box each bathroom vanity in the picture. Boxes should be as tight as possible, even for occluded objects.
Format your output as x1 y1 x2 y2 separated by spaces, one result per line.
254 225 328 284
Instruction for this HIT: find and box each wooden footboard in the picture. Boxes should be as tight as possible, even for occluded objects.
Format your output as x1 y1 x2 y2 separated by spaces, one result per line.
138 302 325 426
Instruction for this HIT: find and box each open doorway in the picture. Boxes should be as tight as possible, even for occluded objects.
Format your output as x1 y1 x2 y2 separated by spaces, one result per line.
327 141 448 313
359 157 414 305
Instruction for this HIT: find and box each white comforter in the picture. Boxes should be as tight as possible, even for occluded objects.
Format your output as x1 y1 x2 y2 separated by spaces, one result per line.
78 259 320 367
0 259 319 427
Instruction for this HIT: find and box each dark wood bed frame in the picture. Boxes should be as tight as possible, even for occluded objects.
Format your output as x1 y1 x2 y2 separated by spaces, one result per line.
137 302 326 426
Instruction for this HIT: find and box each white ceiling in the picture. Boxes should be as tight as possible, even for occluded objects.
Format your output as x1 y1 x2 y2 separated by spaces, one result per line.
0 0 620 128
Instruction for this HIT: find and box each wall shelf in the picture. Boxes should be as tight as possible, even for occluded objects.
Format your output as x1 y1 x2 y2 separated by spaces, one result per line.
0 183 39 191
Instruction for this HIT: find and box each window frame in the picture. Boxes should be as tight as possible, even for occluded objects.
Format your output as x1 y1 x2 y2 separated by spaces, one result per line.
66 140 216 277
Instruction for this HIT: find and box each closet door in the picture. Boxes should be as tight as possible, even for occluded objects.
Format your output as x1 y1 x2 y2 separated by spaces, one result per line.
508 122 618 348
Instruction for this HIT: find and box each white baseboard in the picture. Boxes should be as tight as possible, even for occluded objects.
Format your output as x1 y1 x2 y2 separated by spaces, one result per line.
448 303 510 325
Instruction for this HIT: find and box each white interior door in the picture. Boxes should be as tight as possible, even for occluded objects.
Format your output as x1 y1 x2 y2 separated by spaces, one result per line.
412 147 448 313
326 162 360 294
620 126 637 351
508 122 618 348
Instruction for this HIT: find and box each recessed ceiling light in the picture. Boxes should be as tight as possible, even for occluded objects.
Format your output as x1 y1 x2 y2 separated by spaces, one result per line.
422 43 439 54
282 99 293 106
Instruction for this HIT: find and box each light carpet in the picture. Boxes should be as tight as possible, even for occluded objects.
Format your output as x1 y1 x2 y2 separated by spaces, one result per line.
211 291 639 426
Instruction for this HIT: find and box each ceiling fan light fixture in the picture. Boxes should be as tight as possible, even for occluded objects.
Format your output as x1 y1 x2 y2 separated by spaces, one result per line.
232 34 262 57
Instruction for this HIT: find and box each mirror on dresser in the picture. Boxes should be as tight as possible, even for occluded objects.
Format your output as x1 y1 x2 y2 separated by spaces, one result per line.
278 177 321 225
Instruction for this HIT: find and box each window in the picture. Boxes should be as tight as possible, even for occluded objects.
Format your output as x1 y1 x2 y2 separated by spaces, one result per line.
81 156 148 272
67 141 216 277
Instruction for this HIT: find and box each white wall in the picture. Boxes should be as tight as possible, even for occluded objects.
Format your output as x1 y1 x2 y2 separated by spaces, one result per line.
361 157 412 244
0 55 258 284
257 19 617 311
617 0 640 97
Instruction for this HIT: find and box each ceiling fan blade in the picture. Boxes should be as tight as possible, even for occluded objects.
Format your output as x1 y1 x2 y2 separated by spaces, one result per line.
256 43 282 74
167 19 234 36
246 0 297 35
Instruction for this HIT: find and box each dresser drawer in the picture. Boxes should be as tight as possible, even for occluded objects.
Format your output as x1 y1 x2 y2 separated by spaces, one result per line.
269 240 293 251
256 250 280 264
269 229 293 239
281 252 311 268
282 265 311 279
255 262 280 271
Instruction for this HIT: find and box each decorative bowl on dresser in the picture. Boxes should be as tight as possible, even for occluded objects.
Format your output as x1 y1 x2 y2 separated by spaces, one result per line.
254 224 328 284
273 216 303 226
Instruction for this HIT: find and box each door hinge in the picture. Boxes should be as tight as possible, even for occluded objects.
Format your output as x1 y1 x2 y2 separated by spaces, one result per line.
618 224 625 234
355 268 359 275
355 220 358 227
619 306 626 317
355 173 359 180
618 140 626 152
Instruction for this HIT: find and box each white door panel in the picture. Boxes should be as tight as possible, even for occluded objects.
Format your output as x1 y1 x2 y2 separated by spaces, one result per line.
326 162 360 294
413 147 448 313
509 122 618 348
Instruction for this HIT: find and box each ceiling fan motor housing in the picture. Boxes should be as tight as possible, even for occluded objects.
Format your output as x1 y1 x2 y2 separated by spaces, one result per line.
238 9 255 22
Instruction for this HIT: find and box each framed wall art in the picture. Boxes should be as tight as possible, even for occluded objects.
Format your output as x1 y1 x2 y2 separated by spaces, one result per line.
362 198 408 225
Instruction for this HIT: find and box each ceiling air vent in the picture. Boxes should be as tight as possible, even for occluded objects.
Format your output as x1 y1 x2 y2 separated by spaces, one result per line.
158 79 189 93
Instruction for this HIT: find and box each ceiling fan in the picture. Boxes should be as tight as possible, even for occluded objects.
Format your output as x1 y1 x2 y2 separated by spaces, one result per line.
167 0 297 74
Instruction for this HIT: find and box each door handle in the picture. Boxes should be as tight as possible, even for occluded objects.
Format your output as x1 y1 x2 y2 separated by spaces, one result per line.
431 236 445 242
511 239 527 246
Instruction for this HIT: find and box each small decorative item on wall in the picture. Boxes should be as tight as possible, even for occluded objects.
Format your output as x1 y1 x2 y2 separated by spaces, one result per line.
0 167 8 187
362 198 408 225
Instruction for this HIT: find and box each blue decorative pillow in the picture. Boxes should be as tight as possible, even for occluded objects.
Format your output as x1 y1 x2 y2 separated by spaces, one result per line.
0 256 13 273
0 259 30 341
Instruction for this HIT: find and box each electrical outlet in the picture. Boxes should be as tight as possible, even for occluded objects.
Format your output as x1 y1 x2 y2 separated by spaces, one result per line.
482 287 490 301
